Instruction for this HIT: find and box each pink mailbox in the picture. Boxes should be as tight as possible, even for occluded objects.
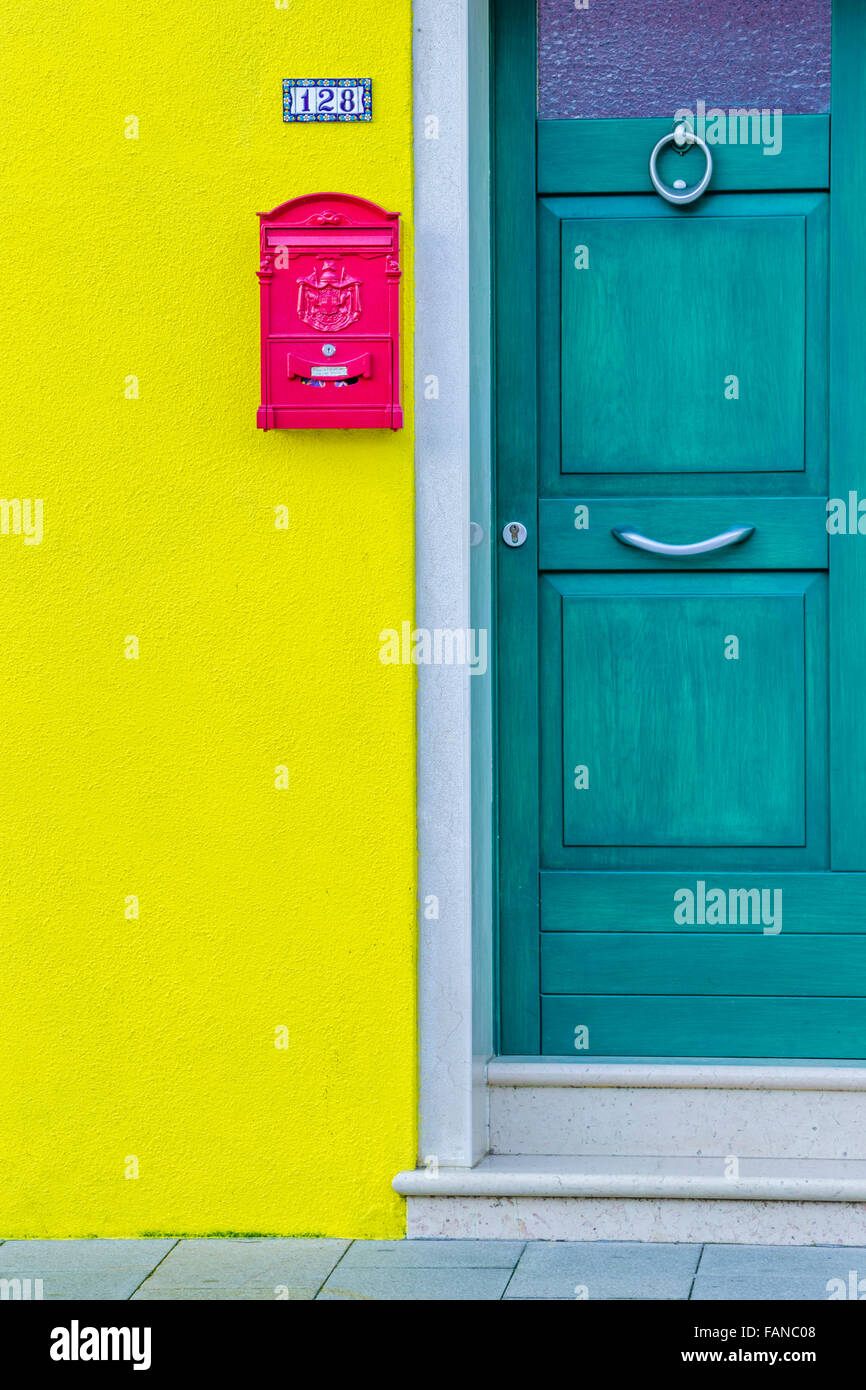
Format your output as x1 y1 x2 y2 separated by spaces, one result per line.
257 192 403 430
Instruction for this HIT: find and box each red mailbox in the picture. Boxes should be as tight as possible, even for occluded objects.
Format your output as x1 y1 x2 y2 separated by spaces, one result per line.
257 192 403 430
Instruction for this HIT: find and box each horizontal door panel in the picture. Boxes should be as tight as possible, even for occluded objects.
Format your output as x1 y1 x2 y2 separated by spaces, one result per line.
539 497 828 570
542 996 866 1060
542 872 866 934
538 116 830 196
542 933 866 997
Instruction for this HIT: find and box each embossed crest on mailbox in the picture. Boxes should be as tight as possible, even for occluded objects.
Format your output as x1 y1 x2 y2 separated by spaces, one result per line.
257 193 403 430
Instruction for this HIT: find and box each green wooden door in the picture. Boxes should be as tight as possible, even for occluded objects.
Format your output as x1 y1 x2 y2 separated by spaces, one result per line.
496 0 866 1058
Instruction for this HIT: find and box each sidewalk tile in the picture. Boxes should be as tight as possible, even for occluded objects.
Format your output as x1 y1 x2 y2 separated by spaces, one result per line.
340 1239 524 1269
505 1241 700 1301
691 1275 838 1301
698 1244 866 1278
132 1237 348 1301
317 1266 512 1300
0 1239 176 1301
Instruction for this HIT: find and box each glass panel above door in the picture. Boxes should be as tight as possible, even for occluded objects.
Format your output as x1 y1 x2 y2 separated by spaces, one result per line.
537 0 831 120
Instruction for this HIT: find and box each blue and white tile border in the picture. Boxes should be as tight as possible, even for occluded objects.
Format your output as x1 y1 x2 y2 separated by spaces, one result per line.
282 78 372 123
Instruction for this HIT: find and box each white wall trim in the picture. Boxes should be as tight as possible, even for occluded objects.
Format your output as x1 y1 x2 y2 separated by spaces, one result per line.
412 0 493 1169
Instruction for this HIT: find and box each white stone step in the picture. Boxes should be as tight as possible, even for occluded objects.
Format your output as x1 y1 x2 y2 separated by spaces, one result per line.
392 1154 866 1243
394 1153 866 1201
487 1060 866 1161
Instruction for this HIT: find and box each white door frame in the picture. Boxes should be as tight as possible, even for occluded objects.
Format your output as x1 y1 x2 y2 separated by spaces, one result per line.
413 0 493 1168
408 0 862 1184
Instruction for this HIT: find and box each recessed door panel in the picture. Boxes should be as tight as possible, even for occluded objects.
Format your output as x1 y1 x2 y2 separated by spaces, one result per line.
561 212 806 473
561 580 808 848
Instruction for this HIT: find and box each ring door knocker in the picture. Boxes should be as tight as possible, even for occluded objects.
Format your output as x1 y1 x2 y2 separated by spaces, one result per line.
649 121 713 205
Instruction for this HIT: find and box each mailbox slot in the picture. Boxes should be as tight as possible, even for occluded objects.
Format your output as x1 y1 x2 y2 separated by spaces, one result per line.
287 352 372 380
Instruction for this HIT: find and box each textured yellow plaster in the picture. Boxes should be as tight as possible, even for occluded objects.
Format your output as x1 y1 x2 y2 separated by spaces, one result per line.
0 0 416 1236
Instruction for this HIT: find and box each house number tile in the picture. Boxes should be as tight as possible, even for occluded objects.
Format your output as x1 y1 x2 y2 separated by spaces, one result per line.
283 79 372 123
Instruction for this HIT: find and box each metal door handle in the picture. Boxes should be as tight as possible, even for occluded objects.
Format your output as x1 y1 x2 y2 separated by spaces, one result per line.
611 525 755 557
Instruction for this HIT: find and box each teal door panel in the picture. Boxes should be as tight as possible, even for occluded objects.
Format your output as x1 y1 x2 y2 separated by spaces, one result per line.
495 0 866 1059
561 208 809 475
538 497 828 570
542 996 866 1061
560 580 809 848
540 572 828 873
541 935 866 997
537 117 831 196
541 872 866 934
538 192 829 500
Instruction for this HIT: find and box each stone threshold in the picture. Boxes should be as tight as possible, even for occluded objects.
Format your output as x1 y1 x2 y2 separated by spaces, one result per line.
487 1058 866 1090
394 1154 866 1202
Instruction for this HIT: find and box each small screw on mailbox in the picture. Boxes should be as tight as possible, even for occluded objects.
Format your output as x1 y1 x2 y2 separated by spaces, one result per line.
256 192 403 430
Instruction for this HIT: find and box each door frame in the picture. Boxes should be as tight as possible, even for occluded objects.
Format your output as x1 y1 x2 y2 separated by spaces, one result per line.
413 0 495 1166
410 0 866 1167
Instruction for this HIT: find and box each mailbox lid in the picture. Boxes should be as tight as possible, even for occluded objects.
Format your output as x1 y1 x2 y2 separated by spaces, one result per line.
259 192 400 339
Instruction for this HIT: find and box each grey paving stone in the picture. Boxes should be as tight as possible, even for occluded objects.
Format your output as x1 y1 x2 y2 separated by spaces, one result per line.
133 1237 348 1299
133 1282 320 1301
317 1267 512 1300
514 1240 701 1273
0 1239 176 1270
340 1239 525 1269
23 1274 164 1301
699 1244 866 1278
0 1240 177 1301
506 1241 700 1301
691 1275 841 1301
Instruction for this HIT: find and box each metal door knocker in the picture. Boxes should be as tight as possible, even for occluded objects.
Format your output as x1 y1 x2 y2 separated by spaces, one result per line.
649 122 713 206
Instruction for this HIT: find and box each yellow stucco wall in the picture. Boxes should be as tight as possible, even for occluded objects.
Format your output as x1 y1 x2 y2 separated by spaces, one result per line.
0 0 416 1236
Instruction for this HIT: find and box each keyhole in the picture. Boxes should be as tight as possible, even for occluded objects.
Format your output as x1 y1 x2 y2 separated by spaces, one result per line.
509 523 519 544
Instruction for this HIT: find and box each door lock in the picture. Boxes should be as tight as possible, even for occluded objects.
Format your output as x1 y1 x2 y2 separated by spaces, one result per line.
502 521 527 547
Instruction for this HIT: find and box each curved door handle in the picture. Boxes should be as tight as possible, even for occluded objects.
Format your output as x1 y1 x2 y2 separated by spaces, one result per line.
611 525 755 557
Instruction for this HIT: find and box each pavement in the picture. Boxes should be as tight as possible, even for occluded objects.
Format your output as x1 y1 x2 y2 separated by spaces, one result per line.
1 1238 864 1300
